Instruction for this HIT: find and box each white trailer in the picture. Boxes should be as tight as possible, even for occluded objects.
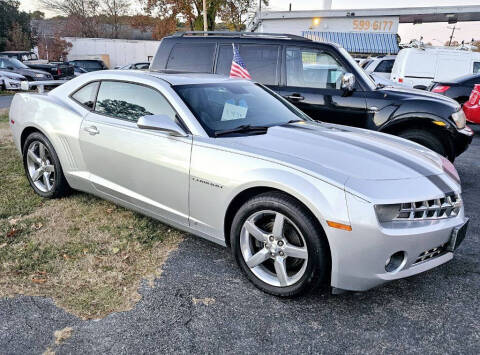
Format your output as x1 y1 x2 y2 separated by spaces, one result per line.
63 37 160 69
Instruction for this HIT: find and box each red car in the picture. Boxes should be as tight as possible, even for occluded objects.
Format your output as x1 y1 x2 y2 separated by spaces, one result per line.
463 84 480 124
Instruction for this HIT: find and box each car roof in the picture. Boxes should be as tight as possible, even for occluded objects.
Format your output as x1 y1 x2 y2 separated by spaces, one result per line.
439 72 480 84
146 71 238 85
163 31 340 49
0 51 32 54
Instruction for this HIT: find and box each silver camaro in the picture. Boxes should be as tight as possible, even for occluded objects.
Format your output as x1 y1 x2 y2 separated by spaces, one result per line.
9 70 469 296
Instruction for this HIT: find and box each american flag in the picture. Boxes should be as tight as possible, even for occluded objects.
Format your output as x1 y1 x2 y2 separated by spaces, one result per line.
229 44 251 80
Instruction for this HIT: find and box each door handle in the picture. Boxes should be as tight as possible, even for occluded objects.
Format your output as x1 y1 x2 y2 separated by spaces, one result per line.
284 93 305 102
84 125 99 135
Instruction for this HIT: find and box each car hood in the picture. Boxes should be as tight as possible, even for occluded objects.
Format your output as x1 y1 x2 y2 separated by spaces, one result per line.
218 121 447 191
0 70 24 79
379 86 460 109
18 68 51 76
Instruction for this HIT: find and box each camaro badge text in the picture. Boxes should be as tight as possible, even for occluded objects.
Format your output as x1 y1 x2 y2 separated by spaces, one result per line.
192 177 223 189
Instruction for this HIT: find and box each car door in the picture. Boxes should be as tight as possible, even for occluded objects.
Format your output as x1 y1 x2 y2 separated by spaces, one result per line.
276 46 368 128
78 80 192 226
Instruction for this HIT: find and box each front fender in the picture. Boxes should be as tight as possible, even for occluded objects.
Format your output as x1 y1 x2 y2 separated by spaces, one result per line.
188 142 350 247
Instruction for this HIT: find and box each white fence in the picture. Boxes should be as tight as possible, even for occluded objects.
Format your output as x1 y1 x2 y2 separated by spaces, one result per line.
63 37 160 68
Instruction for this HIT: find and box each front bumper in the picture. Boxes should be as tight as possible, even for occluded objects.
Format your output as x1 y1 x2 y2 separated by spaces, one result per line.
452 126 474 157
3 78 22 90
328 192 468 292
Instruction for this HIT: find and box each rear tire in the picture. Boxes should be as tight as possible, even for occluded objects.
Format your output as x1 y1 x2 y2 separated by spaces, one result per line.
398 129 447 157
230 192 329 297
23 132 71 198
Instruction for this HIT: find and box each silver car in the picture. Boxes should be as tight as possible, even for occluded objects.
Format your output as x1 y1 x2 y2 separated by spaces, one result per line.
9 70 469 296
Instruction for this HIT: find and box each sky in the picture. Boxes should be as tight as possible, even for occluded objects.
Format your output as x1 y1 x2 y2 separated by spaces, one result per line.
19 0 480 44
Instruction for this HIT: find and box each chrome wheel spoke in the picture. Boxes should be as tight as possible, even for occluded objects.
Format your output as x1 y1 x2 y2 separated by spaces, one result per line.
27 149 41 165
43 172 52 190
284 244 308 260
272 213 285 238
245 220 268 242
240 210 308 288
31 167 43 181
246 248 270 268
44 164 54 173
274 256 288 286
39 143 46 160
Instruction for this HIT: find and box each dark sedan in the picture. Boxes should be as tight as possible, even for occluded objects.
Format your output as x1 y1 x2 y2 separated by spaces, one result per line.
0 57 53 81
430 74 480 105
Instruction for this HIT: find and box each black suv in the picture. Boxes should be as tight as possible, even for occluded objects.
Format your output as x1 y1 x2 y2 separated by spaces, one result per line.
150 32 474 160
0 51 74 79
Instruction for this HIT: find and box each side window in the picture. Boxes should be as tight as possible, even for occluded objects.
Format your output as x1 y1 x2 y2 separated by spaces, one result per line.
94 81 176 122
216 44 279 85
374 59 394 73
286 47 347 89
71 82 99 109
474 62 480 74
167 43 215 72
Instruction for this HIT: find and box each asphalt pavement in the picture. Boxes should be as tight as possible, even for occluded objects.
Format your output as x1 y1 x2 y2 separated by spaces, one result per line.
0 95 14 109
1 125 479 354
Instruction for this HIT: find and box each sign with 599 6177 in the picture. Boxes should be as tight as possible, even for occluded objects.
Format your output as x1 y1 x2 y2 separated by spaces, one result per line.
352 18 399 33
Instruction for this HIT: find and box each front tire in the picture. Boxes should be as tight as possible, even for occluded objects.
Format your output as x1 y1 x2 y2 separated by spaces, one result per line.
23 132 71 198
398 129 448 157
230 192 329 297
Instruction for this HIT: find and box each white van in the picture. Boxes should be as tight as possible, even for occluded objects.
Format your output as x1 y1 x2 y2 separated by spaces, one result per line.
391 47 480 89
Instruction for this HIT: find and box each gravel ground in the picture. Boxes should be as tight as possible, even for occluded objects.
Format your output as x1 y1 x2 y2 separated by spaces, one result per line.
1 125 479 355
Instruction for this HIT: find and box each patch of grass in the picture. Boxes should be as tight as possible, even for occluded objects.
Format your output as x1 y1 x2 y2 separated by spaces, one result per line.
0 91 15 96
0 120 184 319
0 118 44 218
0 112 8 122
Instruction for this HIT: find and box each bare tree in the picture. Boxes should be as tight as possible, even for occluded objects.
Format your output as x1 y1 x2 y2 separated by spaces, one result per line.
39 0 101 37
219 0 268 31
100 0 130 39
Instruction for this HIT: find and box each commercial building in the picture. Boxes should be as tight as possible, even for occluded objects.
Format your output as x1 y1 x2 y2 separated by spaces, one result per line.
249 5 480 55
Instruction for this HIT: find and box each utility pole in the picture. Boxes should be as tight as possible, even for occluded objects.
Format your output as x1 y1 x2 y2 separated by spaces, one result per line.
203 0 207 32
448 25 460 46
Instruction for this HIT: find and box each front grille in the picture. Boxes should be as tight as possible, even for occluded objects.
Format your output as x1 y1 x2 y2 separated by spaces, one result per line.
414 244 447 265
394 193 462 221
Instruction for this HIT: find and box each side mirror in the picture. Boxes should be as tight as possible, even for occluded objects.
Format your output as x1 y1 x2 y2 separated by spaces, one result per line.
137 114 187 137
341 72 356 91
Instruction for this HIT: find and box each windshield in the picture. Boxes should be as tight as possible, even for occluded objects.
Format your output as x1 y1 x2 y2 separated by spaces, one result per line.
173 81 310 137
0 57 28 69
338 47 376 90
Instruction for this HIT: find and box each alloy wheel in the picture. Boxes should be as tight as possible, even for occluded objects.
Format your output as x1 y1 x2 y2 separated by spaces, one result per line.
239 210 308 287
26 141 55 192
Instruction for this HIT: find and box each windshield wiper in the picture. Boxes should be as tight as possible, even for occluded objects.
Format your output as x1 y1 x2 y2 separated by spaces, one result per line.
214 124 269 137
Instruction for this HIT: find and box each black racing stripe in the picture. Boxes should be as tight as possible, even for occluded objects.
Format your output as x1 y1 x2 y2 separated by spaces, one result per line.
427 175 455 195
282 123 451 193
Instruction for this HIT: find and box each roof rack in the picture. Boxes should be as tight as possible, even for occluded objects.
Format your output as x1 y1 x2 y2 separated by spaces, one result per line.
171 31 309 41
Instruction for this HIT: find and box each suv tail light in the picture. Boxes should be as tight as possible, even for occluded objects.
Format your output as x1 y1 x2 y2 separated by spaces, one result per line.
398 78 404 83
468 84 480 105
432 85 450 93
57 68 61 76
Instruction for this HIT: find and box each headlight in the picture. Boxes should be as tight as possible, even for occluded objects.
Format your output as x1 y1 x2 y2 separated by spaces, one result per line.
374 204 401 222
451 110 466 129
34 73 45 78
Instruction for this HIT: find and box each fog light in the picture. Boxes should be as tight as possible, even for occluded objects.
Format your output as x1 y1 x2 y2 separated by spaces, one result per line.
385 251 406 272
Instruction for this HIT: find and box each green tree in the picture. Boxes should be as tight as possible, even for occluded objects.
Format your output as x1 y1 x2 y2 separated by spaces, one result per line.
0 0 36 51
